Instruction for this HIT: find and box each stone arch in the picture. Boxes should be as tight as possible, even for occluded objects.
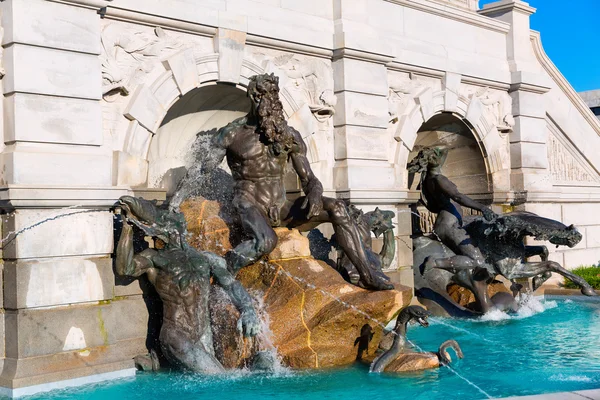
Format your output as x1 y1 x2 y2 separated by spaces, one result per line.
390 83 511 193
114 48 323 188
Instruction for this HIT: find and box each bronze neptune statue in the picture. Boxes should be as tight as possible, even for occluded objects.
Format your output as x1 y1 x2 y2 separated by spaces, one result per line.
170 73 392 290
114 196 260 373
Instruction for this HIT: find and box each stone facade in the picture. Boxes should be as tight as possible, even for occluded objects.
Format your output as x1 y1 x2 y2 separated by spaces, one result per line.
0 0 599 395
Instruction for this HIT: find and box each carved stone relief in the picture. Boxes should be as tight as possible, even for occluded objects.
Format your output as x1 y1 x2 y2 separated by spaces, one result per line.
100 22 214 153
100 24 189 98
388 74 425 124
249 50 337 123
547 126 600 183
467 87 515 134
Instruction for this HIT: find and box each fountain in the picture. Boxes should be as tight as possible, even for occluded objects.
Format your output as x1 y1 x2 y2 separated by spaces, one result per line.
111 74 413 373
336 205 396 287
7 72 596 399
105 74 600 383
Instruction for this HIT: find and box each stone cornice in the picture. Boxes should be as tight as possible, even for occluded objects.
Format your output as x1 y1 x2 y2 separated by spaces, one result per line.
520 190 600 203
387 62 512 91
384 0 510 34
0 185 130 208
247 35 332 59
530 30 600 137
386 62 445 78
479 0 536 16
509 77 550 94
463 75 511 91
46 0 112 10
333 48 394 65
100 7 332 59
99 7 216 37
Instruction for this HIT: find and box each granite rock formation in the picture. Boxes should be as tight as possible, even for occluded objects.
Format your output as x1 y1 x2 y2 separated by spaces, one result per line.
181 196 410 368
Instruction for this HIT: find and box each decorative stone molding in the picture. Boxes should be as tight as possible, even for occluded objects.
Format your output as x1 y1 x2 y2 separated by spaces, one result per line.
480 0 535 16
332 48 395 65
56 0 112 8
385 0 510 33
100 7 331 60
530 31 600 137
99 6 216 38
431 0 479 11
0 185 130 208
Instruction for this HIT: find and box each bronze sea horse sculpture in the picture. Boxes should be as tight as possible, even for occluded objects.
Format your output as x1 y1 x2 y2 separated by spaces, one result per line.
409 147 596 317
170 73 392 291
337 205 396 287
114 196 260 373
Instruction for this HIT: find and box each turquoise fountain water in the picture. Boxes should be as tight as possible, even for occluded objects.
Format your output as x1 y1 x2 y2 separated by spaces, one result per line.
25 298 600 400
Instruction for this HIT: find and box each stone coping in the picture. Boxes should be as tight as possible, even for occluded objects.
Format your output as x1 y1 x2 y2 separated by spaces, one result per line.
540 287 600 300
541 287 600 295
0 368 136 398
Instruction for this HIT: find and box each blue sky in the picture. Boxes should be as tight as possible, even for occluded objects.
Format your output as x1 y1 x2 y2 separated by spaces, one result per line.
480 0 600 92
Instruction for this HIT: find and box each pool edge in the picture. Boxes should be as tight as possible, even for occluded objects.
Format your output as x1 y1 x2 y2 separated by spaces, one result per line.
543 294 600 303
0 368 136 398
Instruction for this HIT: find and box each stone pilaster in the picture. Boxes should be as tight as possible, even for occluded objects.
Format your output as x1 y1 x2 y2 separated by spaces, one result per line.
480 0 551 194
332 11 413 281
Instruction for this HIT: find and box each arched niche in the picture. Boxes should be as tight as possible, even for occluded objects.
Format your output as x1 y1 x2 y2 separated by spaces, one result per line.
410 113 491 196
408 113 492 234
147 83 250 195
115 48 326 192
389 76 512 196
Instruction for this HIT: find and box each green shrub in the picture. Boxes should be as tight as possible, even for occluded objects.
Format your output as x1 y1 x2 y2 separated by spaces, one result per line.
563 265 600 289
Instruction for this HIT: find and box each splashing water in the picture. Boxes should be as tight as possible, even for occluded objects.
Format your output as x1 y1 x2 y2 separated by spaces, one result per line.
0 205 106 249
478 295 558 322
429 317 499 345
446 365 492 399
549 374 593 383
404 337 492 398
0 187 562 400
249 291 290 376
